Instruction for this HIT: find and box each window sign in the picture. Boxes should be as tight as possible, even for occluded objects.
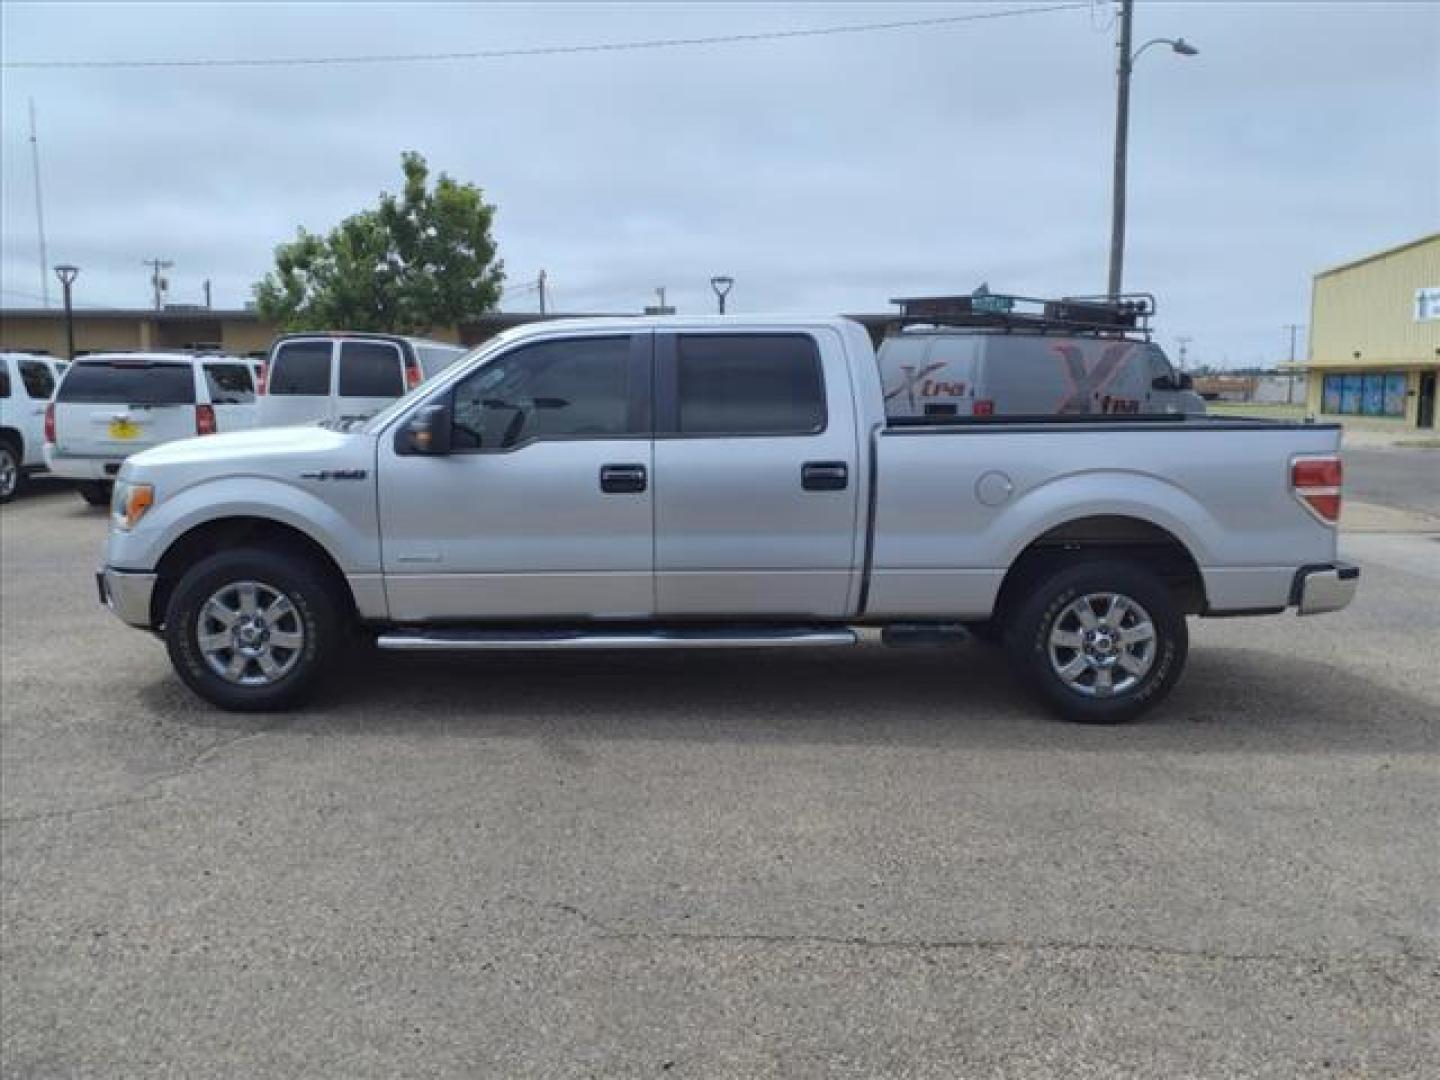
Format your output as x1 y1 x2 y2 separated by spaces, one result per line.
1340 374 1362 414
1322 371 1408 417
1383 373 1408 417
1361 374 1385 415
1323 374 1343 413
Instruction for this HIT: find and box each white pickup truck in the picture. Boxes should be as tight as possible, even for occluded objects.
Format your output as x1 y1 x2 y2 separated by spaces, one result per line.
97 314 1357 722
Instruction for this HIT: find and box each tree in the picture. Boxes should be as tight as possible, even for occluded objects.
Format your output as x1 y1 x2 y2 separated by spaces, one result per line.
254 152 504 334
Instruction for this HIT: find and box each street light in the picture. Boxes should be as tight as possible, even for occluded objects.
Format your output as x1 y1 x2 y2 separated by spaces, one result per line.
1107 0 1198 297
54 264 79 360
710 275 734 315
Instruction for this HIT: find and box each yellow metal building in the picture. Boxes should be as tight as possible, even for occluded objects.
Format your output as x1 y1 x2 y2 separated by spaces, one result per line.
1306 233 1440 429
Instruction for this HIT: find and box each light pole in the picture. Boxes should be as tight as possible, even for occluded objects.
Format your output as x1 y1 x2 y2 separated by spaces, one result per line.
710 275 734 315
1107 0 1198 297
54 264 79 360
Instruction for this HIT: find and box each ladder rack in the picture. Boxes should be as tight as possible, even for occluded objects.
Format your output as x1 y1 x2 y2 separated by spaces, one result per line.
887 291 1156 339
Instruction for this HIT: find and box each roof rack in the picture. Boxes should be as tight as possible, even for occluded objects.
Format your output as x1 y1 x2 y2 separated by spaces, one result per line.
886 290 1156 338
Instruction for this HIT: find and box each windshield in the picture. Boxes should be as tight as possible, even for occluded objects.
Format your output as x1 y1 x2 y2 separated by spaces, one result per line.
360 336 509 434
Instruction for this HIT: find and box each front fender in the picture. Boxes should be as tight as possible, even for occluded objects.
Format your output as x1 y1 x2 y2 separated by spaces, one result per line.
106 473 381 575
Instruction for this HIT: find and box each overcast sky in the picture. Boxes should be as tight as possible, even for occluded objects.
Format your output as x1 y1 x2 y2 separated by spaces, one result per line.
2 1 1437 367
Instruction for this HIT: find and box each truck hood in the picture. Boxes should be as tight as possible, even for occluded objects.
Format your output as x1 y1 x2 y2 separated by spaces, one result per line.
125 424 369 471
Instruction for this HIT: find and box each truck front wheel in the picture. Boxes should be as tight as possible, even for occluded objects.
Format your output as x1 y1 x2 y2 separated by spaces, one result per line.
163 547 341 712
1004 559 1187 723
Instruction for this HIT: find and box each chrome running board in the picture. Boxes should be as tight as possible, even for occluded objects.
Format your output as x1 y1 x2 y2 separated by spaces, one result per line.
376 626 858 652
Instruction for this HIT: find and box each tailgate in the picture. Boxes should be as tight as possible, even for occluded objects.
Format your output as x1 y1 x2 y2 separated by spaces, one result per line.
53 359 198 456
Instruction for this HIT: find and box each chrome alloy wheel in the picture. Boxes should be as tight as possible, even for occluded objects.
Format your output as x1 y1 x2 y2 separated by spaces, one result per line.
197 580 305 686
1047 592 1157 698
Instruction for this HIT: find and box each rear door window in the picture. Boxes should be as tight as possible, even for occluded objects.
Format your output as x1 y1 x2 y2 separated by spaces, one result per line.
0 367 9 398
204 362 256 403
19 360 56 399
56 360 197 404
674 334 825 435
338 341 404 398
269 342 333 396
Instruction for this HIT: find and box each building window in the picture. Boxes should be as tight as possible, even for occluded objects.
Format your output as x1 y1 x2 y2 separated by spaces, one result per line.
1322 372 1407 418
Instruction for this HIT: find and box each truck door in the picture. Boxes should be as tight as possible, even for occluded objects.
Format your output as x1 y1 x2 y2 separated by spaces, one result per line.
377 332 654 621
652 329 862 618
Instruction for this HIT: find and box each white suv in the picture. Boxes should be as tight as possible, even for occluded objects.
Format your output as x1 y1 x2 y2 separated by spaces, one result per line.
45 352 258 505
0 352 67 503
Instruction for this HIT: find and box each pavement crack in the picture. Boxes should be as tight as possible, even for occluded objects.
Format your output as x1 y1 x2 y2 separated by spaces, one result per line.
544 902 1437 969
0 791 163 827
1 724 287 828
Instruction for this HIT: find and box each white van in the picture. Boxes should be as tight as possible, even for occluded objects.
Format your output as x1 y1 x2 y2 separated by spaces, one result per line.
256 333 466 429
45 353 258 505
877 292 1204 420
0 352 67 502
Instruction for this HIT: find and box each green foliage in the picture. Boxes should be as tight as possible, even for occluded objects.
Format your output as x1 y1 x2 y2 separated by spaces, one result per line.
254 152 504 333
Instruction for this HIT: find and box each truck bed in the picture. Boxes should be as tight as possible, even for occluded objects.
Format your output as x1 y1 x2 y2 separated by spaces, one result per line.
863 415 1344 619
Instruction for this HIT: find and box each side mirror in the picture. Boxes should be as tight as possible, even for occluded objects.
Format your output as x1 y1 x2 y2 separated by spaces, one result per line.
397 402 452 455
1177 372 1194 390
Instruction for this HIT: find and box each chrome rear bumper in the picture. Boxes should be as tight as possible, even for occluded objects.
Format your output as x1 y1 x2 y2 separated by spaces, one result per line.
97 567 157 629
1292 563 1360 616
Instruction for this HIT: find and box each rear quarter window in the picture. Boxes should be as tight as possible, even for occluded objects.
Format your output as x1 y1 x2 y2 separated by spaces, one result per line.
19 360 55 399
56 361 197 404
204 363 256 404
269 342 333 396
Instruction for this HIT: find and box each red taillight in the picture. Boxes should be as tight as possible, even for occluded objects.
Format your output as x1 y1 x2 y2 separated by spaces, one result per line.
196 404 217 436
44 403 56 444
972 399 995 417
255 362 267 395
405 360 423 391
1292 455 1342 523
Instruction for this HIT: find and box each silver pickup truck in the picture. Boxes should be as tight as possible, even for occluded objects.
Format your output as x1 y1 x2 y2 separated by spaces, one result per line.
98 315 1357 722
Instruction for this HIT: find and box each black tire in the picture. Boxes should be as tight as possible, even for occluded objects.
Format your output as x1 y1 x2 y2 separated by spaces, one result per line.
0 439 24 504
1004 559 1187 724
163 547 342 711
77 481 112 507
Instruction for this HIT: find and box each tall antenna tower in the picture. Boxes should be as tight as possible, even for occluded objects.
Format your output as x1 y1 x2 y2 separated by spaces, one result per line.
28 99 50 307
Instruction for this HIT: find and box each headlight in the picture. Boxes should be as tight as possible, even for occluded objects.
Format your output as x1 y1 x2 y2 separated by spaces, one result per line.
111 481 155 531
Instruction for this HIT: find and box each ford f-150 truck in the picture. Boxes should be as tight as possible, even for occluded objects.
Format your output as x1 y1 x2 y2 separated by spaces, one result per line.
97 312 1358 722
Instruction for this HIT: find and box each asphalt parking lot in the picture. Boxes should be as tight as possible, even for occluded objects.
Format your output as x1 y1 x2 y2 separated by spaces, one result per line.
3 478 1438 1078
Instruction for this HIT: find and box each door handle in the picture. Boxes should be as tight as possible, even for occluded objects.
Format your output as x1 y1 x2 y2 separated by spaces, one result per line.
802 461 849 491
600 463 647 494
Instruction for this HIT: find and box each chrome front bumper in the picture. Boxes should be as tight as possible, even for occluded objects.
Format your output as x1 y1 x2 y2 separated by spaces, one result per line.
97 567 157 629
1292 562 1360 616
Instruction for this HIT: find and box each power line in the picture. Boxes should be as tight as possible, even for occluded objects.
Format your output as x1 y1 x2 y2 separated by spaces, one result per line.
2 4 1088 71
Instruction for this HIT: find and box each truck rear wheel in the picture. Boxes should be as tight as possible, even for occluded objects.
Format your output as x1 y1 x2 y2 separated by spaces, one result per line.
1004 559 1187 723
163 547 341 712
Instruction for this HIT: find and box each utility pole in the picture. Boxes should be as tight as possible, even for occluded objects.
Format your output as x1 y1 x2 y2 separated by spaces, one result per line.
144 258 173 311
1107 4 1198 297
1283 323 1303 404
28 99 50 308
54 265 80 360
1107 0 1134 298
1175 335 1192 372
537 269 547 315
204 279 213 309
